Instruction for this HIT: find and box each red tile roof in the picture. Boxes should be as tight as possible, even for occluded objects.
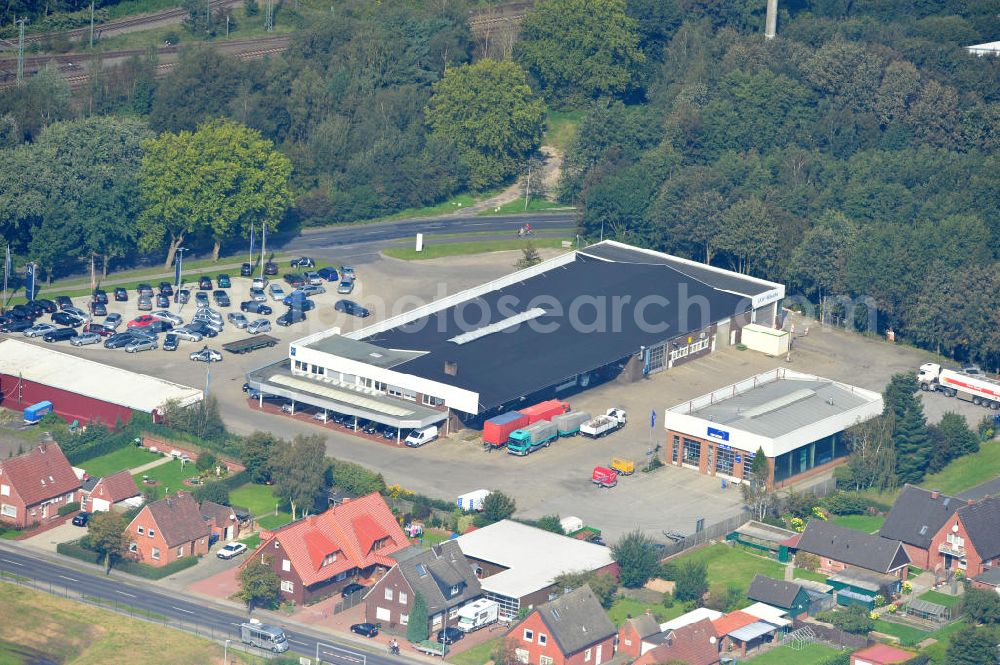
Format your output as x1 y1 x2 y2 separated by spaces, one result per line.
252 492 407 587
93 470 140 503
634 619 720 665
712 611 758 637
0 443 80 506
851 644 913 664
139 492 210 547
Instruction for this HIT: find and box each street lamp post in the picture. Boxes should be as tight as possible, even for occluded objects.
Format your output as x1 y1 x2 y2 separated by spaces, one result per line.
224 639 230 665
175 247 188 290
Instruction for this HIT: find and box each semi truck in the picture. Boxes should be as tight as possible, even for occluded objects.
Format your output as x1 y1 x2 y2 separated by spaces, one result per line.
519 399 570 425
553 410 591 437
483 411 529 448
580 408 628 438
507 420 558 456
456 599 500 632
918 363 1000 409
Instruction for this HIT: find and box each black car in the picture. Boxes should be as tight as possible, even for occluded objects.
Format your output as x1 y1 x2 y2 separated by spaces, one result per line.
146 320 173 333
23 301 45 317
92 290 108 304
290 256 315 268
55 295 73 310
158 282 174 296
71 511 90 527
213 290 230 307
177 289 191 304
186 321 219 337
240 301 272 315
198 276 213 290
51 311 84 327
240 263 253 277
43 328 78 343
316 267 338 282
163 333 179 351
136 283 153 296
217 274 232 289
32 299 58 313
114 287 128 302
263 261 278 276
350 623 379 638
89 301 107 316
276 309 306 326
155 293 170 309
437 627 463 645
341 583 366 598
9 304 36 321
335 300 370 318
104 332 137 349
0 319 32 333
288 299 315 313
283 273 306 288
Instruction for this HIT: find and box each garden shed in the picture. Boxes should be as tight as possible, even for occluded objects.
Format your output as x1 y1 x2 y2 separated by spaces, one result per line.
725 520 799 562
906 598 951 623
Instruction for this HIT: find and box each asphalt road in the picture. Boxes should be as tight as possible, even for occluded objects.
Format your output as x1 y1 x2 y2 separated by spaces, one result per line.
0 545 409 665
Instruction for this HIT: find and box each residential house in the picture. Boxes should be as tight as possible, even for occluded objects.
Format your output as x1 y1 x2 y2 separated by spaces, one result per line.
455 520 617 619
200 500 241 542
632 618 720 665
926 495 1000 577
125 491 210 567
617 612 661 658
364 540 481 636
746 575 811 618
510 586 616 665
0 443 80 529
640 608 723 656
246 492 408 605
80 470 142 513
971 567 1000 592
795 521 910 580
850 643 913 665
712 610 779 658
879 485 961 569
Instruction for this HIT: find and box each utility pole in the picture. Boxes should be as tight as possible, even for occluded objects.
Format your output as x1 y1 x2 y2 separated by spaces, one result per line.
264 0 273 32
206 0 211 34
89 1 95 48
764 0 778 40
259 224 267 278
226 14 230 38
523 162 531 211
15 17 27 85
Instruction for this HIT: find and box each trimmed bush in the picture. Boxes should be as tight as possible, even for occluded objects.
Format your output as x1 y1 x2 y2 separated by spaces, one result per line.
58 502 80 516
824 492 873 515
57 539 199 579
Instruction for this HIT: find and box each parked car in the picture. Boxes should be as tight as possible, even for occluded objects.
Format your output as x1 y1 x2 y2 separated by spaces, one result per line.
83 323 114 337
300 284 326 296
136 283 153 296
304 271 323 285
158 282 174 296
283 274 306 288
125 337 157 353
268 284 286 301
335 300 370 318
55 296 73 310
177 289 191 304
43 328 78 343
104 332 137 349
9 305 37 321
127 315 158 329
70 332 102 346
227 312 249 329
190 346 222 362
437 627 463 645
193 307 223 323
213 290 231 307
246 318 271 334
23 323 57 338
89 301 107 316
263 261 278 276
341 583 365 598
114 287 128 302
137 295 152 311
33 299 58 313
192 317 223 334
290 257 315 268
194 292 210 307
172 326 205 342
276 309 306 327
155 293 170 309
146 320 173 333
240 263 253 277
350 623 378 638
340 266 355 280
51 311 85 327
241 300 272 314
151 310 184 326
289 299 315 312
251 276 267 289
104 313 122 330
198 276 212 290
63 306 88 320
0 319 32 333
71 512 90 527
23 301 45 318
216 542 247 559
91 290 108 304
337 280 355 294
217 274 232 289
162 333 179 351
186 321 219 338
317 267 338 282
248 287 267 303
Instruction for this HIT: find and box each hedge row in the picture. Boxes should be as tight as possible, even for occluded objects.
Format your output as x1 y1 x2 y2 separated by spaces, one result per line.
56 539 199 579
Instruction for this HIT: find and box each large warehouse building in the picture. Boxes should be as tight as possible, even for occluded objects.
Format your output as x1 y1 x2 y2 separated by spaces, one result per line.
246 241 784 432
662 369 883 488
0 339 202 425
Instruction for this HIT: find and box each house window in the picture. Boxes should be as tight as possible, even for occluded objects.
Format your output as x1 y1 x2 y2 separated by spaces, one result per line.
151 547 160 560
137 526 145 535
281 580 294 593
148 529 155 538
0 484 8 496
1 504 16 517
334 571 347 582
376 607 391 621
400 614 409 626
585 649 592 662
540 657 553 665
422 394 444 407
399 591 408 605
282 559 291 572
274 541 280 549
385 588 394 601
374 381 386 393
523 629 534 642
177 546 184 557
129 542 137 552
538 634 547 646
515 649 529 664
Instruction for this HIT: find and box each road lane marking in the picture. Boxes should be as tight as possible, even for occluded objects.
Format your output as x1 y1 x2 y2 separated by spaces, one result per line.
172 606 195 614
1 558 24 566
58 575 78 582
116 590 136 597
289 639 308 646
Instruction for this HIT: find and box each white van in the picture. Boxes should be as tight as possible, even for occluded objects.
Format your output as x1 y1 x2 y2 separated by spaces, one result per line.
404 425 439 448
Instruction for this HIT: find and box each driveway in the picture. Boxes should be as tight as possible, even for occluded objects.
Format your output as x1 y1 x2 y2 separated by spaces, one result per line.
21 521 85 553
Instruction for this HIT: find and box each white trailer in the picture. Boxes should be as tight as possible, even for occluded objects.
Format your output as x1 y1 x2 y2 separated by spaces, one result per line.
580 408 628 438
457 489 491 512
918 363 1000 409
456 599 500 632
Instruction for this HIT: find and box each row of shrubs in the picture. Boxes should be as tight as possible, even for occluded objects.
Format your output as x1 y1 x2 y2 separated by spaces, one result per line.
56 539 198 580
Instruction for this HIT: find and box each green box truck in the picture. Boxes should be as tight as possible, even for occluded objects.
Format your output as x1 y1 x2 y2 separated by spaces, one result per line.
507 421 558 456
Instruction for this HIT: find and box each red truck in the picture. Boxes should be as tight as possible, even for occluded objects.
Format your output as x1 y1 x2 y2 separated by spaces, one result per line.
483 411 529 448
591 466 618 489
520 399 570 425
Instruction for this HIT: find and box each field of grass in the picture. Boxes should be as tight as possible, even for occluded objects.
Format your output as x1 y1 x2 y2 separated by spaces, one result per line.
831 513 885 533
918 589 963 608
375 186 508 222
670 543 786 596
864 440 1000 504
239 532 261 550
544 110 585 154
383 238 572 261
256 512 293 531
792 568 829 583
79 447 160 478
447 636 501 665
478 198 574 215
229 483 280 516
0 582 261 664
132 459 198 500
873 619 930 646
745 643 842 664
606 596 685 627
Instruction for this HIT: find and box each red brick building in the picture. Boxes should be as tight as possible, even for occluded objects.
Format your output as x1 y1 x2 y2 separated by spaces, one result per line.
879 486 961 570
795 521 910 580
125 492 210 567
633 618 720 665
245 492 408 605
617 613 660 658
926 496 1000 577
80 470 141 513
0 443 80 529
509 587 616 665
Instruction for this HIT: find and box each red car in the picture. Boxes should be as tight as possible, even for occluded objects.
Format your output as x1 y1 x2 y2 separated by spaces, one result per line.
82 323 114 337
127 315 157 329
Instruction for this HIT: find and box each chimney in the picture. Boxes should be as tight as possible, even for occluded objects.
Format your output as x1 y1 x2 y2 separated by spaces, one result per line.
444 360 458 376
967 499 975 506
931 490 940 500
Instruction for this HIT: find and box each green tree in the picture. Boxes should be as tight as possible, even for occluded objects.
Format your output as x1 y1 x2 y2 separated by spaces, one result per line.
945 626 997 665
885 374 932 484
149 47 248 132
481 491 516 523
552 570 618 608
535 515 565 534
717 197 778 276
818 605 873 634
138 118 292 266
611 529 659 588
195 451 218 473
937 411 980 459
515 0 644 104
425 59 545 190
407 591 429 642
673 560 708 602
87 510 129 574
514 241 542 269
241 432 279 484
741 447 773 520
963 587 1000 625
330 460 385 496
237 559 280 612
845 416 896 492
270 434 327 520
192 481 230 506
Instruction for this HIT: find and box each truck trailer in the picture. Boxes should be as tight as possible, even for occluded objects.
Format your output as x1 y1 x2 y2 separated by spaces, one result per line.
483 411 529 448
553 410 591 437
519 399 570 425
222 334 279 354
507 420 558 456
918 363 1000 409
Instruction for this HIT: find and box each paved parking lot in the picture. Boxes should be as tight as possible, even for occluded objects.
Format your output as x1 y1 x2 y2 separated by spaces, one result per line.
6 247 995 545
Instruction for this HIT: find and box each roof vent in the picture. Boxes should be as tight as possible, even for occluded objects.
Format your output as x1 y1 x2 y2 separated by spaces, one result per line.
369 352 383 359
444 361 458 376
919 525 928 536
942 497 951 507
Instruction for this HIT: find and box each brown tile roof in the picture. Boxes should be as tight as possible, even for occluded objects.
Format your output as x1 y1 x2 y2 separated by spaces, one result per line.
0 443 80 506
92 470 140 503
200 500 236 528
634 618 720 665
144 492 210 547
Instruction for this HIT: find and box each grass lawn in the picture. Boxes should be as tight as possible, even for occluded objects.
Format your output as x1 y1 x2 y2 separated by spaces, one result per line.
873 619 930 646
229 483 280 516
671 543 786 596
745 643 841 664
256 512 293 531
831 514 885 533
132 459 198 501
917 589 963 608
239 532 261 550
375 186 507 222
792 568 829 583
447 636 501 665
545 110 585 153
864 440 1000 504
417 529 453 549
607 596 685 627
383 238 572 261
478 198 574 215
0 582 262 664
79 447 160 478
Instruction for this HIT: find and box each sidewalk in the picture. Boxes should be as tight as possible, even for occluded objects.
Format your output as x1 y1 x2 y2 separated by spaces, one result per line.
129 456 172 475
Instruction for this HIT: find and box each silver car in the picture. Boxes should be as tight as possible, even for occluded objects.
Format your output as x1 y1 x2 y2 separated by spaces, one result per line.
23 323 57 338
104 313 123 329
246 318 271 334
305 271 323 285
150 310 184 326
300 284 326 296
195 306 223 322
227 312 249 329
268 284 286 301
63 305 89 320
337 280 355 294
172 326 204 342
125 338 157 353
249 288 267 302
251 276 267 290
192 316 224 333
70 332 102 346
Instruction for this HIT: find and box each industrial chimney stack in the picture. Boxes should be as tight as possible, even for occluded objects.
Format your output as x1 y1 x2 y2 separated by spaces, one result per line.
765 0 778 40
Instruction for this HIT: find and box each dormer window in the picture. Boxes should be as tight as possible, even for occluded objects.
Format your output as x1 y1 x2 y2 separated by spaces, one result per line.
372 537 389 551
322 552 337 567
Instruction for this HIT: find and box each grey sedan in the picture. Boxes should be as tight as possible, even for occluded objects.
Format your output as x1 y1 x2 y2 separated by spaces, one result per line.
125 338 157 353
70 332 102 346
227 312 249 329
172 327 204 342
246 318 271 334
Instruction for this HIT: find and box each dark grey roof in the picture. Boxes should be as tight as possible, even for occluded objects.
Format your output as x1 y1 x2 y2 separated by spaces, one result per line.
973 567 1000 586
796 521 910 574
364 250 753 412
957 496 1000 560
396 540 481 614
747 575 804 609
625 613 660 640
304 335 425 368
958 476 1000 502
536 586 616 656
81 476 99 492
880 485 961 549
